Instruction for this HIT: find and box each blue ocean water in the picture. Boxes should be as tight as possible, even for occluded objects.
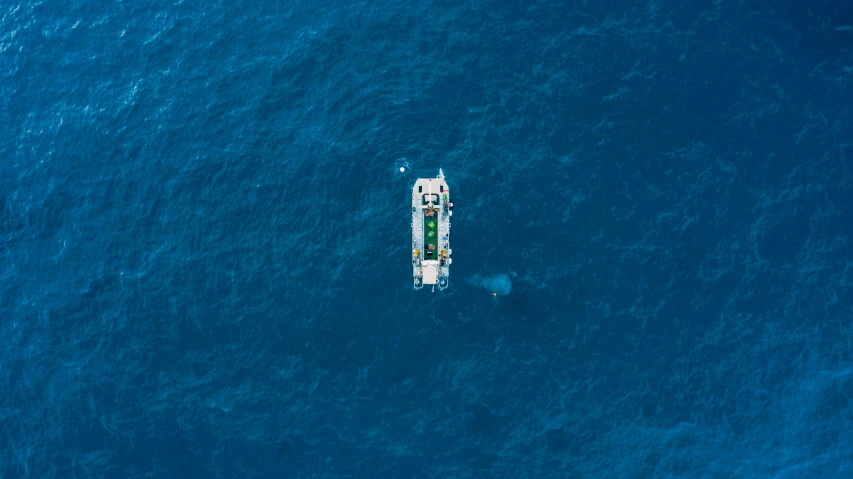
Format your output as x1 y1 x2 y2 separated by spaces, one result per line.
2 0 853 477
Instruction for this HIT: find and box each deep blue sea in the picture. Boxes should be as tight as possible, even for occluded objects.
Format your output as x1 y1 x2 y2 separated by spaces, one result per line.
3 0 853 477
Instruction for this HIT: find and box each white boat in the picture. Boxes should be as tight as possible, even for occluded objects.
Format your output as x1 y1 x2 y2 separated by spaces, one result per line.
411 169 452 291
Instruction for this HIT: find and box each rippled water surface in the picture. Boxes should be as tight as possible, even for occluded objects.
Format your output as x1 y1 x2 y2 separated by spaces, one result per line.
2 0 853 477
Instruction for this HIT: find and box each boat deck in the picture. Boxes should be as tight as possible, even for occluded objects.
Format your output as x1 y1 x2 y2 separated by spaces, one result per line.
411 172 451 290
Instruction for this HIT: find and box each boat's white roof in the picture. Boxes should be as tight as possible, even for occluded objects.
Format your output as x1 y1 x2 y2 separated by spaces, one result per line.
422 265 438 284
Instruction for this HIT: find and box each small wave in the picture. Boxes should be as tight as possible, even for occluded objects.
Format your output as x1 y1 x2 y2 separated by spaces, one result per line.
393 157 411 174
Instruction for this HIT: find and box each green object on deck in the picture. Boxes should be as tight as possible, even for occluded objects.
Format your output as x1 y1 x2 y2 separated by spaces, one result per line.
423 212 439 259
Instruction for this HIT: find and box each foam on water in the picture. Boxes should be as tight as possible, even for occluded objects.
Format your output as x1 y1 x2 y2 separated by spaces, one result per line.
465 273 513 296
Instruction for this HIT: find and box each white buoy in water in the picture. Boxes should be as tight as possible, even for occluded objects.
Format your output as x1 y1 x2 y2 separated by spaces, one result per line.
400 167 405 172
